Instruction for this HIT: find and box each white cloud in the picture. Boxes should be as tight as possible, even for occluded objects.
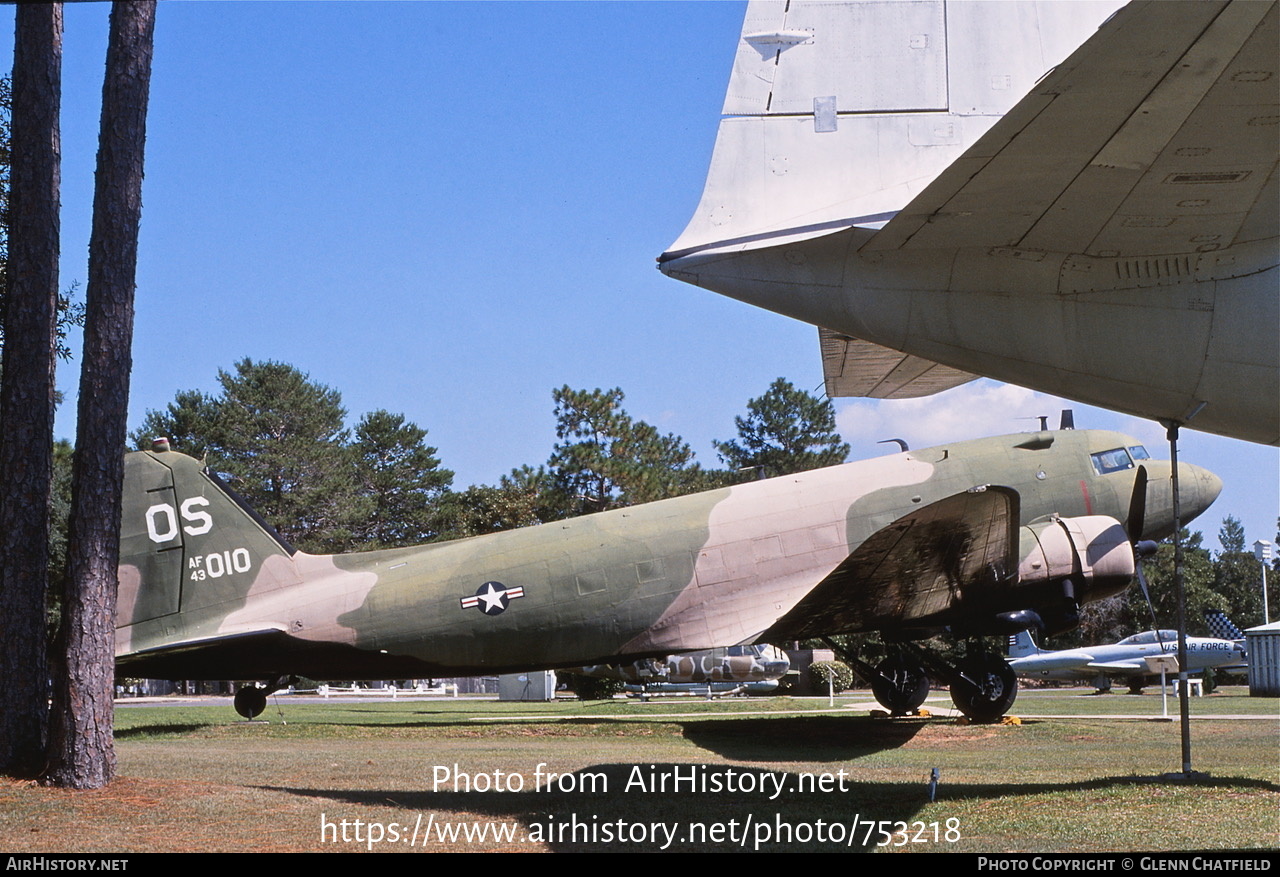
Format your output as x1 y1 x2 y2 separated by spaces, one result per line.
835 379 1075 455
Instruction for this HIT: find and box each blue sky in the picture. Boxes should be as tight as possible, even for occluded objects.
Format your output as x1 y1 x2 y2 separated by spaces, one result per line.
15 2 1277 557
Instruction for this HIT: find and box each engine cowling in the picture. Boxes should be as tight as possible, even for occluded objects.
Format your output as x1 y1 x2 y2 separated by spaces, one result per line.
1018 515 1135 605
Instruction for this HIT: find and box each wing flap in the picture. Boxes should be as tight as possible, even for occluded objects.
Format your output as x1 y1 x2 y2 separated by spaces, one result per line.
761 486 1018 641
820 327 979 399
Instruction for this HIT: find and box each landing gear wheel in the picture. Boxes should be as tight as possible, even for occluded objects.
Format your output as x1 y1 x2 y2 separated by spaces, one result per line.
870 655 930 714
950 654 1017 722
234 685 267 719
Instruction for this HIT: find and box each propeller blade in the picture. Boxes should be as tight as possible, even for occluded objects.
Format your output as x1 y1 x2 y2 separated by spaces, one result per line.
1134 540 1161 640
1126 465 1148 541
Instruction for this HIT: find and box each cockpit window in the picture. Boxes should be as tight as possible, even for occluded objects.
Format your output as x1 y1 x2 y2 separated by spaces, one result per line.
1117 630 1178 645
1128 445 1151 461
1090 447 1134 475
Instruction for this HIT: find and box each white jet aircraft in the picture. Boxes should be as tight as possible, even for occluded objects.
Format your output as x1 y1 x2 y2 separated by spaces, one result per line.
1007 628 1246 692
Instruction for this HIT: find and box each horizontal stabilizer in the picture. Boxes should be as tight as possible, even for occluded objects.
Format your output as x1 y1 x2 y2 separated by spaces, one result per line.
820 327 978 399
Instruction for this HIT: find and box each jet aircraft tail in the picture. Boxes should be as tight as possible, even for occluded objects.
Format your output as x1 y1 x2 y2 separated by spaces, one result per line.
1007 629 1042 659
1203 610 1245 642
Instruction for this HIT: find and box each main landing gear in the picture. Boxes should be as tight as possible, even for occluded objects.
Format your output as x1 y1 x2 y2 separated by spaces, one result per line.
841 643 1019 722
948 653 1018 723
869 655 931 714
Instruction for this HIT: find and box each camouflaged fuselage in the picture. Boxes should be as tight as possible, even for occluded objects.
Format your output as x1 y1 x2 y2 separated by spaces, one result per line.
115 429 1220 680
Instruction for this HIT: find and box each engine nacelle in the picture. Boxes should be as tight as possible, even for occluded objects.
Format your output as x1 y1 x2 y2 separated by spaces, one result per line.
1018 515 1135 605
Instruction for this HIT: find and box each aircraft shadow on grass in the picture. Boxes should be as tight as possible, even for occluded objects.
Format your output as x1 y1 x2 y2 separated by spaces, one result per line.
264 767 1279 852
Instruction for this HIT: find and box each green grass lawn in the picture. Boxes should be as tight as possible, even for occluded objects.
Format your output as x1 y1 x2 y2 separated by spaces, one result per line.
2 687 1275 853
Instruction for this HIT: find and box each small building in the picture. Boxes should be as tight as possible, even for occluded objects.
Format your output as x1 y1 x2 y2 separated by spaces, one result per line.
498 671 557 701
1244 621 1280 697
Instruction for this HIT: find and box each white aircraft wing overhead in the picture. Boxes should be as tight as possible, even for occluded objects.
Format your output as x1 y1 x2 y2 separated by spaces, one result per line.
819 327 979 399
867 0 1278 258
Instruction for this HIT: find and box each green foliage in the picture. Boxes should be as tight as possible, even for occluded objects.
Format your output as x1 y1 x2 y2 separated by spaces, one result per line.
132 359 451 553
435 466 566 539
201 359 356 552
1123 529 1221 635
715 378 849 480
350 410 453 550
132 389 220 460
1212 516 1265 627
565 673 625 700
47 439 73 593
808 660 853 692
548 386 702 512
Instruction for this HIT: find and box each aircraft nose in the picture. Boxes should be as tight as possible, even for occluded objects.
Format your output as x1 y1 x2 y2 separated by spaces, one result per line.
1137 460 1222 539
1182 463 1223 524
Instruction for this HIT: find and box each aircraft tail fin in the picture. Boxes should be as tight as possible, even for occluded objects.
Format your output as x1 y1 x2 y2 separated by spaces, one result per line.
1007 629 1041 659
662 0 1124 262
1203 610 1245 642
118 449 299 642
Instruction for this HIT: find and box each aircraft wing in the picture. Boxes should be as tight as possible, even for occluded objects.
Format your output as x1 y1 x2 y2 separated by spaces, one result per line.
867 0 1278 258
760 486 1019 641
1086 659 1148 673
820 328 978 399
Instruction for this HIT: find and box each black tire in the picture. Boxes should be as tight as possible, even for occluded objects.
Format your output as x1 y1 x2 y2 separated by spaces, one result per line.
950 654 1017 722
870 655 930 713
234 685 267 719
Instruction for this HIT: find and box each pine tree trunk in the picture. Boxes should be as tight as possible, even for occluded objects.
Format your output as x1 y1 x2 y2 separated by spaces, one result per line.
44 1 155 790
0 3 63 779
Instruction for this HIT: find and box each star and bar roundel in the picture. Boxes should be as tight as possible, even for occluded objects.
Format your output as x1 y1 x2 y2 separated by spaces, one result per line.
460 581 525 616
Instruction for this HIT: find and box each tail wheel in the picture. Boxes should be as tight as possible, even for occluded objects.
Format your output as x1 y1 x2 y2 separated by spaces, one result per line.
950 654 1017 722
870 655 930 714
234 685 267 719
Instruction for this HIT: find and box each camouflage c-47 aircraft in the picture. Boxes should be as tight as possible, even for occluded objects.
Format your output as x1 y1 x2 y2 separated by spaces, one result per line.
116 427 1220 722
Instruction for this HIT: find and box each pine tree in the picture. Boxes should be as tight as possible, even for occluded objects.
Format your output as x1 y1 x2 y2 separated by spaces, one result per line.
548 386 701 512
350 409 453 549
47 1 156 789
1213 516 1264 626
715 378 849 480
200 358 358 553
0 3 63 778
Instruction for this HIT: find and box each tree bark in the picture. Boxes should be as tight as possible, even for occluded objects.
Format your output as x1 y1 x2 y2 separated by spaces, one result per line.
44 1 155 790
0 3 63 778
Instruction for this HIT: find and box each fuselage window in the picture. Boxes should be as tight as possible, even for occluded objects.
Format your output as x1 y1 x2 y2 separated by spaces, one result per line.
1090 447 1134 475
1128 445 1151 461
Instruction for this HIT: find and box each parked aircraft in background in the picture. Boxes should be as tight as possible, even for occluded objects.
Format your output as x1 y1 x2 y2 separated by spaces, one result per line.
1007 625 1247 692
117 428 1219 722
661 0 1278 445
574 644 791 696
1203 610 1247 644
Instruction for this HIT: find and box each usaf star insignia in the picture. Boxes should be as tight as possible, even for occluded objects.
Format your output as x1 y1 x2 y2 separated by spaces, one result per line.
460 581 525 616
